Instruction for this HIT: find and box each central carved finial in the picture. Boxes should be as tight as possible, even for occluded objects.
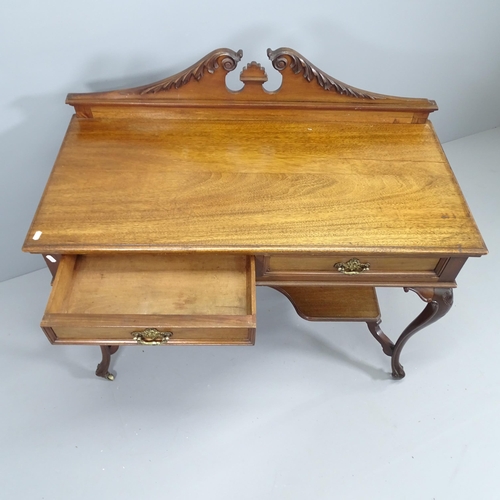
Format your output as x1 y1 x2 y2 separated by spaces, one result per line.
240 62 268 85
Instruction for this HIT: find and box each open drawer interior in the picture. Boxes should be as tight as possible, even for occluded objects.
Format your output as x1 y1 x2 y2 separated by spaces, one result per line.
42 254 256 345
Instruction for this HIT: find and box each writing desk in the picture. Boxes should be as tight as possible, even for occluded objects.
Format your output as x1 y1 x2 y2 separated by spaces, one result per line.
23 48 487 380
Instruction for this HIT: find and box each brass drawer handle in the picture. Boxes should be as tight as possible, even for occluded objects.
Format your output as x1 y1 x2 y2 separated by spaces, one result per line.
132 328 172 345
334 258 370 275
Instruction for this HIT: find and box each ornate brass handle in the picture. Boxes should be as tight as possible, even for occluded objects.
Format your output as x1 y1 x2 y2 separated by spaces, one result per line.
334 258 370 275
132 328 172 345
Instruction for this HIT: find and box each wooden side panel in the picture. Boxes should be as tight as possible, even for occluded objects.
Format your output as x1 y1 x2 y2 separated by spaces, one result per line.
45 255 77 314
42 253 62 281
437 257 469 282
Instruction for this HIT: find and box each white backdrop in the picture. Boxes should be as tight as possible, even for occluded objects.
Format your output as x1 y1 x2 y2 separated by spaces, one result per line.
1 0 499 282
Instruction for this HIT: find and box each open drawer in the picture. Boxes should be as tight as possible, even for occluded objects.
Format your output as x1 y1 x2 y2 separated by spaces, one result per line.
41 254 256 345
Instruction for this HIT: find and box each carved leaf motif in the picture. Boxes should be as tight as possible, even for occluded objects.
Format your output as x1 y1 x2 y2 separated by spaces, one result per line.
267 47 381 99
139 48 243 94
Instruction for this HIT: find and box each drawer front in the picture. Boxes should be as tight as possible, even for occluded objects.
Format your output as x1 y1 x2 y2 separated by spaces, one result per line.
41 253 256 345
269 255 440 273
44 326 255 345
260 254 443 283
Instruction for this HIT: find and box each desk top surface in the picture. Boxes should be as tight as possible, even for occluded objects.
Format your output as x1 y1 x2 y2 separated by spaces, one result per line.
23 115 486 256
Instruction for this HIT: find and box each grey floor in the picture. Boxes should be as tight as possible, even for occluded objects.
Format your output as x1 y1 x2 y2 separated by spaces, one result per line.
1 127 499 499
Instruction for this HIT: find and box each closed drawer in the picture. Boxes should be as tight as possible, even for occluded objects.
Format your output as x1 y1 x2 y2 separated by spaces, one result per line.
260 254 442 283
269 255 440 273
42 253 256 345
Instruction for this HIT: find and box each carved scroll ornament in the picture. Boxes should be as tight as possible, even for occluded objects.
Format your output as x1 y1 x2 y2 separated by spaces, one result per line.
267 47 380 99
139 48 243 94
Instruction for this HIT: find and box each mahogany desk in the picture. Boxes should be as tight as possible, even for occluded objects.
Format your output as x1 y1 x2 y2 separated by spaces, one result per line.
23 48 487 380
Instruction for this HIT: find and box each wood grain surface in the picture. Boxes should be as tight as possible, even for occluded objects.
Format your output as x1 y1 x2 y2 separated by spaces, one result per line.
24 117 486 256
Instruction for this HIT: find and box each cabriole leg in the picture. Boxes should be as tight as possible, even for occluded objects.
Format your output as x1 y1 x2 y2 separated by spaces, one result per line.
95 346 119 381
392 288 453 379
365 288 453 379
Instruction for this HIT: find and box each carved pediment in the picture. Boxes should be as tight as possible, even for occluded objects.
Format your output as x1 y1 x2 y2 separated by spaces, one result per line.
66 46 437 120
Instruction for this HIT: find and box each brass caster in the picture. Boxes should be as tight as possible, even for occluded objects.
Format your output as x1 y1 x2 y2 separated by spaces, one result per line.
105 372 115 381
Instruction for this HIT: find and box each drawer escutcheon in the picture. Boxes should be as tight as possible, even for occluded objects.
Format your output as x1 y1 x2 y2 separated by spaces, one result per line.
132 328 173 345
334 258 370 275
